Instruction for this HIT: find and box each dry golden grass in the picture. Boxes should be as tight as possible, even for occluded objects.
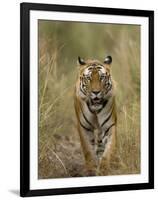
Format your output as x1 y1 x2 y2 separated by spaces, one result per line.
38 21 140 178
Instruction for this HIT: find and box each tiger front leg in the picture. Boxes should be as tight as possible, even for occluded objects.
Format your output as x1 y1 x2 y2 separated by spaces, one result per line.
77 124 98 176
96 125 116 175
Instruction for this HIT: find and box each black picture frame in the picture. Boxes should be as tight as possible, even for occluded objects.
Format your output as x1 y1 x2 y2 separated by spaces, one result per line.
20 2 154 197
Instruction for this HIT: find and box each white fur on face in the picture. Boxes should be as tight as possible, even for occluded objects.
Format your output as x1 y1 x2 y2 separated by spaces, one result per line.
83 65 106 76
83 67 92 76
98 66 106 74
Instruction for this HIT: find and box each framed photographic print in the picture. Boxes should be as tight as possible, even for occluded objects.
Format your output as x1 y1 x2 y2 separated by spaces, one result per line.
20 2 154 197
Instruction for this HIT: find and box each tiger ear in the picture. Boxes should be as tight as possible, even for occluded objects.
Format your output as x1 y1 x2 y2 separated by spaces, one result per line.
78 56 86 65
104 55 112 65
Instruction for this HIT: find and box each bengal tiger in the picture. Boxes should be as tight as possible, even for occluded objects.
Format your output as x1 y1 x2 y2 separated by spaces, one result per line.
74 56 117 176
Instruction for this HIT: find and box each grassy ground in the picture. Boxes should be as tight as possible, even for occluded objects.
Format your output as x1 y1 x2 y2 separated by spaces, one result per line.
38 21 140 179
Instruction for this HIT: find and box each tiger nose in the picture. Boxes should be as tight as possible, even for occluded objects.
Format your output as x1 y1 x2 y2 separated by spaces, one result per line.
92 90 100 95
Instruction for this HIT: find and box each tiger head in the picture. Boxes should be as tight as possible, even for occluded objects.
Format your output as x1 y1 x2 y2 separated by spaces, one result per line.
77 56 113 112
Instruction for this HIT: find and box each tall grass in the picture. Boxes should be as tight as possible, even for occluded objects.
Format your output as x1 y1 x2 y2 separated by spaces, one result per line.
38 21 140 178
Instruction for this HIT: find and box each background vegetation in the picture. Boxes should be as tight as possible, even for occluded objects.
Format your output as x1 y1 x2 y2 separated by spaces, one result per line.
38 20 140 178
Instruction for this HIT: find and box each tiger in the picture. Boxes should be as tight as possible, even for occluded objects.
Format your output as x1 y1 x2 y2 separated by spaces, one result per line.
74 55 117 176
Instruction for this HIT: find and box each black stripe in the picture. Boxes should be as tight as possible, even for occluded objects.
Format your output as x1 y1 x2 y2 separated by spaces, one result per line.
101 104 114 127
79 121 93 132
80 81 87 95
102 99 108 108
81 106 95 129
103 123 115 138
80 87 86 95
87 101 95 114
105 76 112 94
97 99 108 113
105 84 112 94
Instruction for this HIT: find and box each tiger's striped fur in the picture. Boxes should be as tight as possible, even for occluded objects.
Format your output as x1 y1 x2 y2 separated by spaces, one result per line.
74 56 117 175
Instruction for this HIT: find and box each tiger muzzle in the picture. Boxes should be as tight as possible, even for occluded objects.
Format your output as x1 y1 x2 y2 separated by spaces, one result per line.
90 91 103 106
